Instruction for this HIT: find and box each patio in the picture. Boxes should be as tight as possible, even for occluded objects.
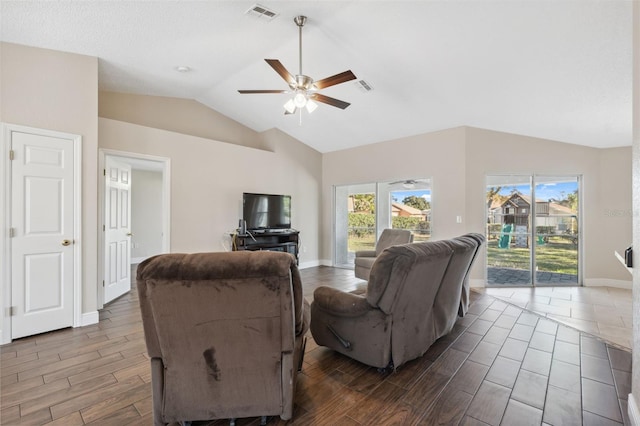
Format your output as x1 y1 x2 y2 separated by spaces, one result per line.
488 266 578 286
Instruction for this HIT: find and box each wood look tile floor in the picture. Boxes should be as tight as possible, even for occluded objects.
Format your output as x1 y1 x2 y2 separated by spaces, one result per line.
0 266 632 425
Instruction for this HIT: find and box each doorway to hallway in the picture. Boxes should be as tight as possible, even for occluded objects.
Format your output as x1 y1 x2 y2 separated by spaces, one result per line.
99 149 170 307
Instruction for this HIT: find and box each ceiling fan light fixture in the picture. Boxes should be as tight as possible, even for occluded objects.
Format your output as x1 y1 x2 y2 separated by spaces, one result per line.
293 91 307 108
305 98 318 113
284 98 296 113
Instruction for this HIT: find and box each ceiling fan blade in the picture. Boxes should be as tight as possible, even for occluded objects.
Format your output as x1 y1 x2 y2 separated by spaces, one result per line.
284 108 297 115
389 179 416 185
311 93 351 109
314 70 357 89
265 59 296 86
238 90 288 94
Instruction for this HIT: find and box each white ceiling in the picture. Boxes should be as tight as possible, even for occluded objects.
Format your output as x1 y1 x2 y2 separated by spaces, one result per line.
0 1 632 153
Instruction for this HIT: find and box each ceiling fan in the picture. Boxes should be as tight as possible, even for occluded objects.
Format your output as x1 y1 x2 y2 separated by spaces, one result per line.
389 179 429 189
238 15 357 115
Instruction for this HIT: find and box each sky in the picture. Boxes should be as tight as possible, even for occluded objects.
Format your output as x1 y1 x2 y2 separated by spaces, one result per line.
388 181 577 204
494 181 578 201
391 189 431 203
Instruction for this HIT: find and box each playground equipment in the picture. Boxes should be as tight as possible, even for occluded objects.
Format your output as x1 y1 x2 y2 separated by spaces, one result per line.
498 224 512 249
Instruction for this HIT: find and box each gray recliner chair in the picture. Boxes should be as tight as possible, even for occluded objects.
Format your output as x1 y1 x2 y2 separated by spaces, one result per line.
137 251 310 426
354 228 414 280
312 234 484 370
457 233 485 316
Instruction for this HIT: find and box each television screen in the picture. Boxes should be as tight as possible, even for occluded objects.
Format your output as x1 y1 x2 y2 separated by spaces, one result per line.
243 193 291 230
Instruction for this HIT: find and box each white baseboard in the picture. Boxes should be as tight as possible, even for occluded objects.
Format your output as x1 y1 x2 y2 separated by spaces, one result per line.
583 278 632 290
81 311 99 326
629 393 640 426
298 260 321 269
298 259 332 269
1 314 99 343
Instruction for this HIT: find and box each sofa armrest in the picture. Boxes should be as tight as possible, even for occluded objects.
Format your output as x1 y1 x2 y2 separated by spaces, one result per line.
150 357 164 424
312 286 372 317
355 250 377 258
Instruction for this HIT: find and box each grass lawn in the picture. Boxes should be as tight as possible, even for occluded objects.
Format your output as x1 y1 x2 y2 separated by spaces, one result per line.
487 238 578 274
350 234 578 275
349 234 578 275
349 236 375 252
348 232 431 252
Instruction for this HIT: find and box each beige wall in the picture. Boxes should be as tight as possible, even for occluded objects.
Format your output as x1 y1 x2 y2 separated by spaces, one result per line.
323 126 632 284
131 169 164 261
0 42 99 336
99 118 323 266
99 91 266 150
597 147 633 279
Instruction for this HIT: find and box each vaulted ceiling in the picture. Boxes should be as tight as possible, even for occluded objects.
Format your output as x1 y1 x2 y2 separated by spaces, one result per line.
0 1 632 153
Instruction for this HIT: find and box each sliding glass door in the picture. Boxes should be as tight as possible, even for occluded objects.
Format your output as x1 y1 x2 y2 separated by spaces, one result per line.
486 175 533 285
334 179 431 268
534 176 580 285
380 179 432 243
334 183 376 268
486 175 580 286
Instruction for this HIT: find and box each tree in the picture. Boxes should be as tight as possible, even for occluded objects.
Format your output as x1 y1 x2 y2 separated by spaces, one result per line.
551 189 578 213
486 186 503 208
401 195 430 211
352 194 375 214
566 190 578 212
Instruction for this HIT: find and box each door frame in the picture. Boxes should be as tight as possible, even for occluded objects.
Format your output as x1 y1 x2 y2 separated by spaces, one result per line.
332 182 378 268
98 148 171 309
1 123 82 344
484 173 583 287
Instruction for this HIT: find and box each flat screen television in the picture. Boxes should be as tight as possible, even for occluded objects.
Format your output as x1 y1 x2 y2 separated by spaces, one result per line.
243 192 291 231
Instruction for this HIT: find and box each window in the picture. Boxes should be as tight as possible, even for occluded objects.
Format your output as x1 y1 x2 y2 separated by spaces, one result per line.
334 178 432 268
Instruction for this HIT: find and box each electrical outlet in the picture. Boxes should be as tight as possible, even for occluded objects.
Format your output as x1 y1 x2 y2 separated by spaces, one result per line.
456 216 462 224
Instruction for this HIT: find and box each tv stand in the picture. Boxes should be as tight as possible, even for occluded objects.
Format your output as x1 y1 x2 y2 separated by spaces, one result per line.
232 230 299 263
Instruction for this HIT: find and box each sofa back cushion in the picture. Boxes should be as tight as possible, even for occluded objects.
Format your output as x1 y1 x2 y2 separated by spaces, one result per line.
137 251 297 421
375 228 414 256
367 241 454 314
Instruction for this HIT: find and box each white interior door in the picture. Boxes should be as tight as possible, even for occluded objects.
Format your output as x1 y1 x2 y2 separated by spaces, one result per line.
104 157 132 303
10 131 75 339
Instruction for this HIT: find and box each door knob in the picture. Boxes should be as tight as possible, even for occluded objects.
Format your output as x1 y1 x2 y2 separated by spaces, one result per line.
126 232 133 236
62 239 72 246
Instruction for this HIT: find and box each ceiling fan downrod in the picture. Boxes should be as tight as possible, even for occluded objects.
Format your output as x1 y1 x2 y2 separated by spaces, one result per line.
294 15 307 76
